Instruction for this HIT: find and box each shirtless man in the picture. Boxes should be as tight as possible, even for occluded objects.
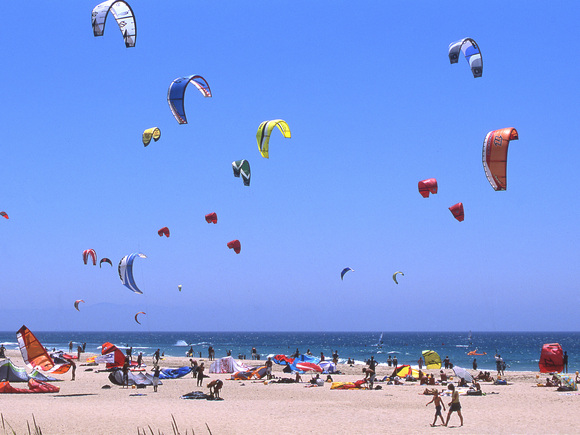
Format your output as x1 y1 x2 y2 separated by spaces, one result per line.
426 389 446 426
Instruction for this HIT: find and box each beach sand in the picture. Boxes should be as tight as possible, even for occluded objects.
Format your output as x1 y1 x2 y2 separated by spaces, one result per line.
0 350 577 434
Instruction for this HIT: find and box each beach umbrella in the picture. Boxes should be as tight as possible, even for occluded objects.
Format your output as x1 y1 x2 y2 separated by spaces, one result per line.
452 366 473 382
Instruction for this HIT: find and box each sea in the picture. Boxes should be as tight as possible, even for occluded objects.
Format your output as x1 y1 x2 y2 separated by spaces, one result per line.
1 331 577 372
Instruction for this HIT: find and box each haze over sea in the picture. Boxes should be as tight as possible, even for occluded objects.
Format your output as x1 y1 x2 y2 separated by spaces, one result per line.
1 331 577 372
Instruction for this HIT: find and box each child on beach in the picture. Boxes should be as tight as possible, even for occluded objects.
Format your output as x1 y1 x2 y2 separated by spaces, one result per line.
444 384 463 427
425 390 446 427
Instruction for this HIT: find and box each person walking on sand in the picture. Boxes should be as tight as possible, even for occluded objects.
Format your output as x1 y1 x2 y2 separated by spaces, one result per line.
444 384 463 427
426 389 446 426
153 349 160 365
197 362 205 387
153 365 160 392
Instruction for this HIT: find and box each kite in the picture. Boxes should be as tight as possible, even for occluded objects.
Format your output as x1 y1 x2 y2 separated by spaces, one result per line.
74 300 85 311
341 267 354 280
227 240 241 254
91 0 136 48
134 311 146 324
393 271 404 284
205 213 217 224
178 285 182 292
100 258 112 268
83 249 97 266
482 128 519 191
0 212 8 219
449 203 464 222
232 160 251 186
167 75 211 124
418 178 438 198
142 127 161 146
158 227 170 237
256 120 291 158
448 38 482 78
118 253 147 294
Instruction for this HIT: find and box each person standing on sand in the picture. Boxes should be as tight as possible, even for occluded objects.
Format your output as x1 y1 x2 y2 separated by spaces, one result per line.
426 389 446 427
418 356 423 370
393 355 398 368
69 341 73 352
265 357 273 380
473 358 477 370
122 359 129 389
387 355 392 367
197 362 205 387
444 384 463 427
153 365 160 392
136 352 143 368
153 349 160 365
444 356 450 369
67 359 76 381
190 359 198 378
0 345 5 358
563 351 568 373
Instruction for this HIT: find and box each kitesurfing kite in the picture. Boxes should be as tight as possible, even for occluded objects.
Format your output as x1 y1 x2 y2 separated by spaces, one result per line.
83 249 97 266
341 267 354 280
118 253 147 294
227 240 241 254
393 271 404 284
449 202 465 222
142 127 161 146
256 120 291 158
74 300 85 311
100 258 112 267
167 75 212 124
448 38 482 78
16 326 71 374
91 0 136 48
482 128 519 191
158 227 170 237
232 160 251 186
418 178 438 198
205 213 217 224
0 212 8 219
178 285 182 292
134 311 146 324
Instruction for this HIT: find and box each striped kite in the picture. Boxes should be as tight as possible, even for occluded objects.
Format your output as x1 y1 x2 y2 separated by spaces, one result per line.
256 120 291 158
482 128 519 191
118 253 147 294
167 75 211 124
448 38 482 78
92 0 137 48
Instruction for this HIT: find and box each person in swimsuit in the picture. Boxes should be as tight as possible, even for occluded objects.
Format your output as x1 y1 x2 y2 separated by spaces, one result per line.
425 389 446 426
444 383 464 427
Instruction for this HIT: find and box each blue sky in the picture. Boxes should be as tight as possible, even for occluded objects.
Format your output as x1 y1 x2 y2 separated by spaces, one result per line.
0 1 578 332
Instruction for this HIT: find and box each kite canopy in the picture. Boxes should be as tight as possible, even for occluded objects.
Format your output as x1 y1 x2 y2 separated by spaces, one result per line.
452 366 473 382
232 160 251 186
134 311 146 324
142 127 161 146
91 0 137 48
227 240 241 254
0 212 8 219
482 128 519 191
449 203 464 222
539 343 563 373
418 178 438 198
158 227 170 237
392 271 404 284
448 38 482 78
256 120 291 158
167 75 212 124
341 267 354 280
100 258 112 268
16 326 70 374
178 285 182 292
422 350 441 369
205 212 218 224
83 249 97 266
74 300 85 311
118 253 147 294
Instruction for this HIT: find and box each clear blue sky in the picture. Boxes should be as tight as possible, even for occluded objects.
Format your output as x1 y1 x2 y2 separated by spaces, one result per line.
1 1 578 332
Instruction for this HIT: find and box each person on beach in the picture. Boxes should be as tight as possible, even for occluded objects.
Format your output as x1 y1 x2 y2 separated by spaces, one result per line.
187 346 193 357
473 358 477 370
306 349 312 355
82 342 86 352
444 384 463 427
0 345 5 358
393 356 398 367
426 389 446 426
251 347 257 359
295 372 302 383
440 370 448 382
387 355 392 367
444 356 450 369
208 379 223 399
122 359 129 388
495 353 502 376
190 359 198 378
197 362 205 387
77 345 82 360
136 352 143 368
153 365 160 392
563 351 568 373
69 341 73 352
154 349 160 365
293 348 300 358
320 352 325 361
265 357 273 380
418 356 423 370
67 359 76 381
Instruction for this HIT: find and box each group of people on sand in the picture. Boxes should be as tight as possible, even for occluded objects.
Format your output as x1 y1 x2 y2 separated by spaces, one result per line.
426 384 463 427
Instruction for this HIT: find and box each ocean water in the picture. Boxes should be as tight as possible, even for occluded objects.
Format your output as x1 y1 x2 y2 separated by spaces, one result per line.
1 331 577 372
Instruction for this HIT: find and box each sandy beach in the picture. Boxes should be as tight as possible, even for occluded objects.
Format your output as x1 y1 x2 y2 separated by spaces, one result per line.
0 350 577 434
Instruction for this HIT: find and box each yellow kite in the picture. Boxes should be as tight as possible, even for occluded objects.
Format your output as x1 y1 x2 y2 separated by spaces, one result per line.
256 120 291 158
142 127 161 147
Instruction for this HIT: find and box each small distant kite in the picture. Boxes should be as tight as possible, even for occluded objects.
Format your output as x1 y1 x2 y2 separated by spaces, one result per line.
205 213 218 224
232 160 251 186
167 75 212 124
0 212 8 219
418 178 438 198
158 227 170 237
482 128 519 191
448 38 482 78
142 127 161 146
178 285 182 292
341 267 354 280
83 249 97 266
449 203 464 222
393 271 404 284
256 120 291 158
134 311 146 324
74 300 85 311
118 253 147 294
92 0 137 48
227 240 241 254
100 258 112 268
